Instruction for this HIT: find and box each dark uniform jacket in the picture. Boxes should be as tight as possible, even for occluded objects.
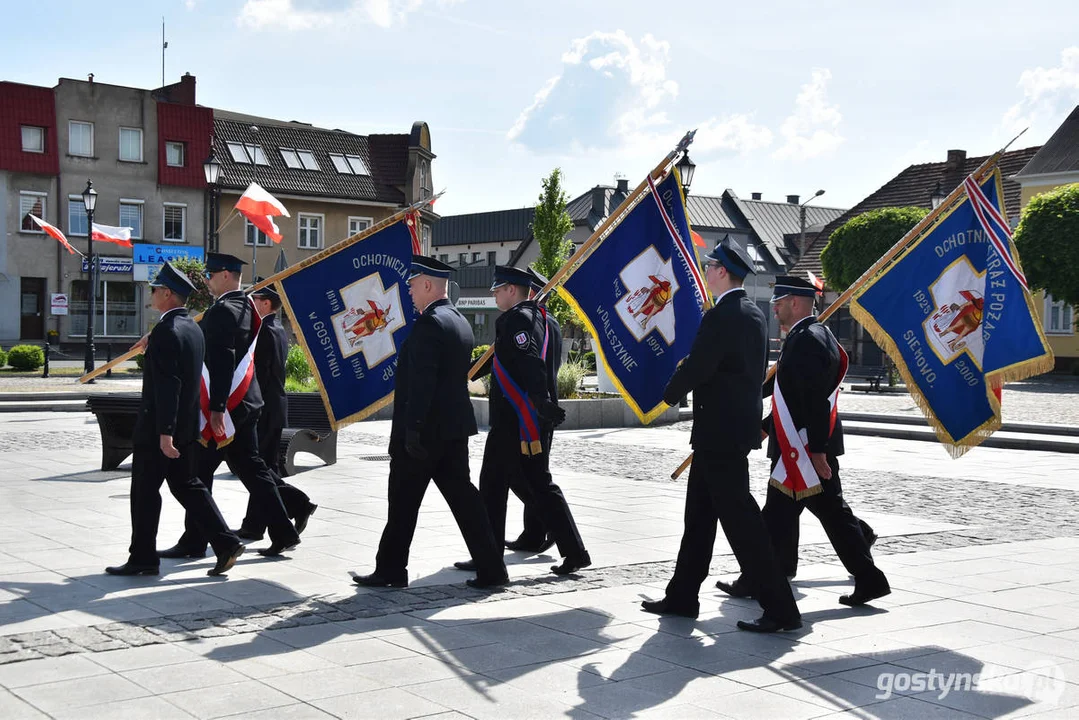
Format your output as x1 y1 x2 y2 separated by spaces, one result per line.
762 316 845 459
489 299 551 431
134 308 205 447
543 311 563 405
390 298 478 448
662 288 768 454
199 289 263 428
254 313 288 432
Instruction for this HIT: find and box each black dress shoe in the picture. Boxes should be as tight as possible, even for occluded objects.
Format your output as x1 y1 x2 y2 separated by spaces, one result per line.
295 504 318 535
352 572 407 588
466 574 509 589
208 544 245 577
641 598 699 619
157 545 207 559
505 535 555 554
715 578 756 599
257 539 300 557
839 585 891 607
234 528 264 542
737 616 803 633
551 552 591 576
453 559 477 571
105 562 159 576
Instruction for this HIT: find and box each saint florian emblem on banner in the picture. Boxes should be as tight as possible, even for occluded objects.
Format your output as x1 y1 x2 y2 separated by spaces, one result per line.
332 273 405 365
924 257 986 366
615 246 679 344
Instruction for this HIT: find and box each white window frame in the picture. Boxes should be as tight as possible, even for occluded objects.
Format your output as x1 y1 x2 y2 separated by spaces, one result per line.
348 216 373 236
118 127 143 162
162 203 186 243
298 213 324 250
19 191 47 233
423 226 431 251
165 141 185 167
69 120 94 157
1044 294 1075 336
279 147 302 169
21 125 44 153
244 218 273 247
68 194 88 236
345 154 368 175
119 199 144 240
226 141 267 165
329 153 351 174
297 150 319 171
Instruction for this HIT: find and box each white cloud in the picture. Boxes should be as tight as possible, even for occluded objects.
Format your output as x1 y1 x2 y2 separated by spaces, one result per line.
772 68 843 161
693 115 773 155
238 0 429 31
184 0 196 9
1002 47 1079 135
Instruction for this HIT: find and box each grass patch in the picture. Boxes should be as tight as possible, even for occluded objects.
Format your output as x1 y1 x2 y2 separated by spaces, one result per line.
285 376 320 393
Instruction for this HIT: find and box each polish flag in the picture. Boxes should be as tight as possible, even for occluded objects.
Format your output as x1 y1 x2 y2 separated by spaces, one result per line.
690 229 707 248
807 270 825 291
92 223 134 248
28 214 78 255
235 182 289 244
245 213 284 243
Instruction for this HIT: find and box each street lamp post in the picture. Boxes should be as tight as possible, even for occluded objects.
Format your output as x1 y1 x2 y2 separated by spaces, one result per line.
81 180 98 378
798 189 826 259
203 147 221 253
675 152 696 196
930 181 946 210
250 125 259 284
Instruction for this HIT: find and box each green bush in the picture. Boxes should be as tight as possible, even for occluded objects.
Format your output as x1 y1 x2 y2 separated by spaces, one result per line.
286 344 312 383
557 361 587 399
134 353 145 371
8 344 45 371
471 344 491 363
285 376 318 393
0 348 7 368
581 351 596 372
820 206 928 290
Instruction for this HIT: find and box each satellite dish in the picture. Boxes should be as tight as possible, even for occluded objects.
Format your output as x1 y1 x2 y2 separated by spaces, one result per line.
449 280 461 305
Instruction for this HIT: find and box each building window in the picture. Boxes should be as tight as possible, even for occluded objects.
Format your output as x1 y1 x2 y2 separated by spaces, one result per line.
458 253 467 266
21 126 45 153
439 254 449 263
1045 295 1075 335
245 218 272 247
226 142 267 165
19 192 46 233
69 121 93 156
280 148 301 169
329 153 368 175
487 250 496 265
69 280 141 337
422 226 431 251
166 141 185 167
472 252 481 263
163 204 186 242
119 200 143 239
298 214 323 250
297 150 319 171
68 195 88 236
119 127 143 162
348 216 373 236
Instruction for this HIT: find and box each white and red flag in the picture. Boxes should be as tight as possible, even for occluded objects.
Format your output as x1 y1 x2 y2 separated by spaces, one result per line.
92 223 134 248
28 214 79 255
235 182 289 244
807 270 825 291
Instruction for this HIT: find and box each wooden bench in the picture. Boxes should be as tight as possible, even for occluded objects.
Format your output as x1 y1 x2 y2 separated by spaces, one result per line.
85 392 338 475
845 364 888 392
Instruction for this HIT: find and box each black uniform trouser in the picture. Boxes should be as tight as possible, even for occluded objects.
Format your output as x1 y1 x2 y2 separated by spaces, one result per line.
762 455 886 591
176 414 300 552
374 438 505 583
480 424 586 560
666 447 800 624
512 426 552 545
128 442 239 566
231 422 312 534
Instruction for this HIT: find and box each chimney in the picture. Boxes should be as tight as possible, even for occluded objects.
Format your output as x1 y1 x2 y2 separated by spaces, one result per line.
786 194 800 205
616 177 629 194
751 192 762 200
946 149 967 171
591 187 606 218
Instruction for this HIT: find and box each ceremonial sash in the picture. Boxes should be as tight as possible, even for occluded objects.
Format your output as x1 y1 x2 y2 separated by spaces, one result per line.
199 298 263 447
493 309 549 456
769 324 848 500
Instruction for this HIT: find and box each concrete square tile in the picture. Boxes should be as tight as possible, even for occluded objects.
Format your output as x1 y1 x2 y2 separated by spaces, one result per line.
163 679 298 718
13 673 149 713
122 659 248 694
91 641 199 672
49 695 195 719
311 686 449 719
0 653 108 689
264 666 386 701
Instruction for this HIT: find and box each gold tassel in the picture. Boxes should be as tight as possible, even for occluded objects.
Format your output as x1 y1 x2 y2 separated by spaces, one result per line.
528 439 543 456
520 441 529 455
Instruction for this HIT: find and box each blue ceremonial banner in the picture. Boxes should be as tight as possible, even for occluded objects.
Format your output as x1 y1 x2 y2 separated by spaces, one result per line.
851 168 1053 456
277 219 416 429
559 169 709 423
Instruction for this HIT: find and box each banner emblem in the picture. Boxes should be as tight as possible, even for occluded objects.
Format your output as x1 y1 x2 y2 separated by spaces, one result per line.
331 273 404 366
616 247 679 343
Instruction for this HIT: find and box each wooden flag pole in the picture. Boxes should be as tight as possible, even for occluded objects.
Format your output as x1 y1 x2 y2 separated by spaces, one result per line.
77 194 441 384
467 130 697 380
669 145 1013 480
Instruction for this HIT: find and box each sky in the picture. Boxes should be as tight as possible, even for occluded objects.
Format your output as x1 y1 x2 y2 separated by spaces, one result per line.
3 0 1079 217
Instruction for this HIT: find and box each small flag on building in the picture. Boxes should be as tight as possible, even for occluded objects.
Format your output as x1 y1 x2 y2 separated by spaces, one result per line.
91 223 134 248
235 182 289 243
28 214 79 255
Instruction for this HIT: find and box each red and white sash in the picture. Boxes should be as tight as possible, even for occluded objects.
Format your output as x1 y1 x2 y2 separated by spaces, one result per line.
199 298 262 447
769 323 848 499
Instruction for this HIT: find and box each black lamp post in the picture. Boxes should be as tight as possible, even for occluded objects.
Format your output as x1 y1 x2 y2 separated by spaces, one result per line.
675 152 696 196
930 181 946 210
203 148 221 252
798 189 826 259
81 180 98 377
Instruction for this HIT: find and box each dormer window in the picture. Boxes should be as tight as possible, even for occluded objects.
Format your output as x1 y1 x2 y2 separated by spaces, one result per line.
280 148 302 169
297 150 319 170
227 142 268 165
329 153 369 175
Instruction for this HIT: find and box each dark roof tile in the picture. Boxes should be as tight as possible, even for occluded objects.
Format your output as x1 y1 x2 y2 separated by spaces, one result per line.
1015 105 1079 178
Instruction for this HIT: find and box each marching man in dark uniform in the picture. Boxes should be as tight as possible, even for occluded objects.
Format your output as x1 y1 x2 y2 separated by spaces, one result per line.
477 265 590 576
106 263 245 577
353 256 508 589
715 276 890 607
233 282 317 541
159 253 301 560
642 241 801 632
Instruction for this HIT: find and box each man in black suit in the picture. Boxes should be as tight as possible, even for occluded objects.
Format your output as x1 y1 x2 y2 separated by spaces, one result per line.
715 276 889 607
641 241 801 632
233 283 316 541
354 256 508 589
106 263 245 577
476 265 589 576
159 253 300 560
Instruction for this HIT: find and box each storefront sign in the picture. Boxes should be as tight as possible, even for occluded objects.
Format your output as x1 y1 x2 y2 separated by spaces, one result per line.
455 296 498 310
132 244 204 282
81 256 133 274
50 293 69 316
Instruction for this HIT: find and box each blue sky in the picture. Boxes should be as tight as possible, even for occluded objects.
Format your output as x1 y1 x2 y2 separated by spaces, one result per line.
4 0 1079 216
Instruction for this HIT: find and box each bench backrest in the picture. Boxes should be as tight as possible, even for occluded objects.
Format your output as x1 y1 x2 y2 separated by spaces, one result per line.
286 393 334 435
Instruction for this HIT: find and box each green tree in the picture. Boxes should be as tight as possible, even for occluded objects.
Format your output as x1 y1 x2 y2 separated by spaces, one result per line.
169 257 213 313
820 207 928 291
530 168 579 330
1013 183 1079 313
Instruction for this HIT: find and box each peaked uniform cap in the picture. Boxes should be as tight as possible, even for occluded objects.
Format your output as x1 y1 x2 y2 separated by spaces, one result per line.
250 277 281 303
705 238 755 279
490 265 534 291
150 261 197 298
771 275 819 301
525 267 549 293
205 253 247 273
409 255 453 280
